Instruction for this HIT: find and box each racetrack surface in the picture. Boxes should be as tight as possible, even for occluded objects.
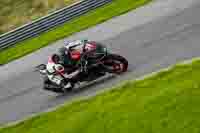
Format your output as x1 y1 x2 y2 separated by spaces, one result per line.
0 0 200 125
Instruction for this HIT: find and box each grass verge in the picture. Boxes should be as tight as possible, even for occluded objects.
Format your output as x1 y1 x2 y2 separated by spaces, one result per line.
0 0 152 65
1 58 200 133
0 0 80 34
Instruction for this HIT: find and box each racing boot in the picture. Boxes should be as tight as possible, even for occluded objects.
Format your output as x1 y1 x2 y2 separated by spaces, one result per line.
62 82 73 92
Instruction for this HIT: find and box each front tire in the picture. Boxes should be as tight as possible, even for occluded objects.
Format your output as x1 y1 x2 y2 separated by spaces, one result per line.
103 54 128 73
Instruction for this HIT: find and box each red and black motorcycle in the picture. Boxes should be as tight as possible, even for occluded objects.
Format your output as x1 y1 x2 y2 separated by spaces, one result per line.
36 42 128 93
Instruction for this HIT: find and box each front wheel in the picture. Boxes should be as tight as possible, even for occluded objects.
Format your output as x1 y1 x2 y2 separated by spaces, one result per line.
103 54 128 74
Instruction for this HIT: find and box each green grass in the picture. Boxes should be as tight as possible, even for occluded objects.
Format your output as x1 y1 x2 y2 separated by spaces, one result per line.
0 0 80 34
1 59 200 133
0 0 152 65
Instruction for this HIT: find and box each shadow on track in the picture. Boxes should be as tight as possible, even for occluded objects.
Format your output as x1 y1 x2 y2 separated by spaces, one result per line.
47 69 132 102
53 74 117 99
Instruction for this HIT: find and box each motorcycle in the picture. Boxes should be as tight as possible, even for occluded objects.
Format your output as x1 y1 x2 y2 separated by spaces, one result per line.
36 42 128 93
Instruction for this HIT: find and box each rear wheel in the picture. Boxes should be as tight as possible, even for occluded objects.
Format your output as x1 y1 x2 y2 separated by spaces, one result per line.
43 76 51 90
43 76 65 93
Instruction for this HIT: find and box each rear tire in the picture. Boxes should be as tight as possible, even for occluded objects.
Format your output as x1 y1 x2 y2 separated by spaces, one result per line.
43 76 51 90
43 76 64 93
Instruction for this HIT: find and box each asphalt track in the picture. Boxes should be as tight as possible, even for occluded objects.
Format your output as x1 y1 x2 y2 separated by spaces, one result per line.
0 0 200 125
